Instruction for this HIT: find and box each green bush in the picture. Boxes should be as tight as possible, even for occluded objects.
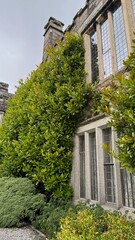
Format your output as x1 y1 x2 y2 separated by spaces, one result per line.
0 33 93 202
53 205 135 240
33 201 72 239
0 177 45 227
34 201 95 239
101 213 135 240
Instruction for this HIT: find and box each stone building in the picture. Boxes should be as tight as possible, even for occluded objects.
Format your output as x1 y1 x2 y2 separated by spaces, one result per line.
0 82 11 124
43 0 135 210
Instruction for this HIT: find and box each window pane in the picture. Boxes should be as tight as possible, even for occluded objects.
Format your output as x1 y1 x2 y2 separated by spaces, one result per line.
103 128 112 164
132 0 135 16
89 132 98 201
90 31 99 83
79 135 85 198
101 18 112 78
103 128 115 203
121 169 135 208
113 5 128 69
104 165 115 202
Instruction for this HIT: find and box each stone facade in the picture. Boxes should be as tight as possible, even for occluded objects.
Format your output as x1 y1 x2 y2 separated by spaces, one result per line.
43 0 135 210
0 82 11 124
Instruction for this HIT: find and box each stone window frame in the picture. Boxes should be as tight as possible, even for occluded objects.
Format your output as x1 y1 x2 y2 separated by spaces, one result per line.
72 117 120 208
83 0 135 84
73 116 135 209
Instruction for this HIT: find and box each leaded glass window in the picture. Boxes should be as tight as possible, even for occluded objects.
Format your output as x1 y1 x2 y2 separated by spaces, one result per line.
79 135 85 198
103 128 115 203
132 0 135 16
101 18 112 78
89 132 98 201
113 5 128 69
121 169 135 208
90 31 99 83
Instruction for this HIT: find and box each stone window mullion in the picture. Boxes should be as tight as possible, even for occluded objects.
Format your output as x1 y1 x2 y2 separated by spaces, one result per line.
71 135 80 202
83 34 92 84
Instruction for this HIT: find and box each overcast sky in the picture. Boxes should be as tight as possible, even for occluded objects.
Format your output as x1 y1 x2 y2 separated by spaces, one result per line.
0 0 85 93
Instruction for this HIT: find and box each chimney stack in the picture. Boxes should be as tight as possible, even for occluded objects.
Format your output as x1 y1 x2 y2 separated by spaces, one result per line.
42 17 64 60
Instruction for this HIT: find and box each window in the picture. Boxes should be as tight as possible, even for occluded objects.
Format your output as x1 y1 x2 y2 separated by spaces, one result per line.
79 135 85 198
103 128 115 203
121 169 135 208
113 5 128 69
89 132 98 201
132 0 135 16
90 31 99 83
101 18 112 78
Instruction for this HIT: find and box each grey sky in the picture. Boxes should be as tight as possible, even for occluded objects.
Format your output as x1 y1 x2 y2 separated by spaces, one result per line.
0 0 85 93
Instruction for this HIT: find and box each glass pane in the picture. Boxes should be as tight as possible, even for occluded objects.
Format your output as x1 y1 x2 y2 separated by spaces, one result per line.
132 0 135 16
103 128 115 203
113 5 128 69
101 18 112 78
79 135 85 198
121 169 135 208
102 128 112 164
90 31 99 83
104 165 115 202
89 132 98 201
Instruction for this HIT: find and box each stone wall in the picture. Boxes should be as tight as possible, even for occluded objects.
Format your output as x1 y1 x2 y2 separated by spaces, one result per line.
0 82 11 123
66 0 109 34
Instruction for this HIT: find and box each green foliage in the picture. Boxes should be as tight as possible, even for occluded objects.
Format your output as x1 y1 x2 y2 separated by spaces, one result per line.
91 87 102 116
0 177 45 227
34 201 102 239
34 201 105 239
100 44 135 172
33 201 72 239
0 33 92 201
101 213 135 240
53 205 135 240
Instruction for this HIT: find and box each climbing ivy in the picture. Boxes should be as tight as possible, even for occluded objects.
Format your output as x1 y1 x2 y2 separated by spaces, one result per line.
0 33 93 202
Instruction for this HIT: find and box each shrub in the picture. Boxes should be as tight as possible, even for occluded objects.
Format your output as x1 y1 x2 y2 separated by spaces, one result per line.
0 177 45 227
0 33 93 202
101 213 135 240
33 201 72 239
53 205 135 240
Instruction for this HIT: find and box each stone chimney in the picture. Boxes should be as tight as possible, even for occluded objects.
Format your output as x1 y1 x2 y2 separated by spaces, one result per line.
42 17 64 60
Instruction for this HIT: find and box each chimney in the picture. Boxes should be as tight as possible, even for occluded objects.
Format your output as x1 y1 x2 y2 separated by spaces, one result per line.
42 17 64 60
